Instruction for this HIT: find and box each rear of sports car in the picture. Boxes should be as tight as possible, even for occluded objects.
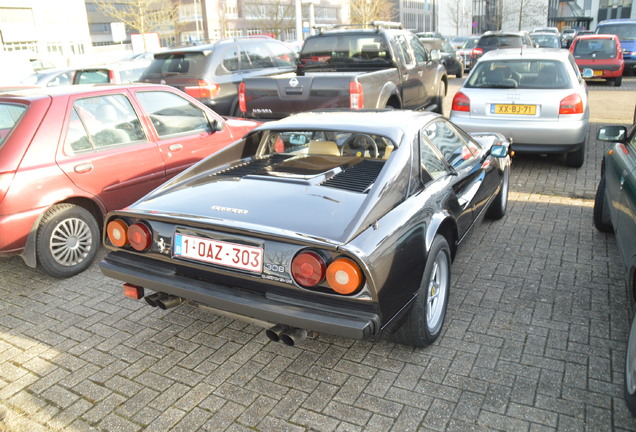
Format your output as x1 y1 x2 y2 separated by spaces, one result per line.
99 125 412 345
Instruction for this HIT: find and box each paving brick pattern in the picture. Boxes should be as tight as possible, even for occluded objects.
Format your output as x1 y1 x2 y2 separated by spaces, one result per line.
1 78 635 431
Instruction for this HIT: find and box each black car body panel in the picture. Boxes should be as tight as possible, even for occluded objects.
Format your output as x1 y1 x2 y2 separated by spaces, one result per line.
99 110 511 345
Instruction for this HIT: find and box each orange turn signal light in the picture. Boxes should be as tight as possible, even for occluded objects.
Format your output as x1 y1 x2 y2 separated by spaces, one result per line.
107 219 129 247
326 257 363 295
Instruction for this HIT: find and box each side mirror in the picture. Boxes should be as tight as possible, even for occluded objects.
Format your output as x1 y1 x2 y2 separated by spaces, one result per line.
490 144 508 158
205 112 224 132
430 49 441 61
597 125 627 142
581 68 594 78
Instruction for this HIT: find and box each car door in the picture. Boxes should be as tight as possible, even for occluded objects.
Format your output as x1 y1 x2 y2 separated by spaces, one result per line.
135 89 236 180
610 128 636 274
393 34 427 109
56 92 166 212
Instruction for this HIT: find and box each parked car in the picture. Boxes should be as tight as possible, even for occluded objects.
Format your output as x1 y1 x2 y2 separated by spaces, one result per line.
450 48 589 167
238 23 448 119
532 27 560 37
561 28 578 47
593 115 636 416
73 61 151 84
457 35 481 71
138 36 298 116
419 37 464 77
530 32 562 48
449 35 469 50
0 84 259 278
595 18 636 76
99 110 511 348
570 34 624 86
473 31 535 63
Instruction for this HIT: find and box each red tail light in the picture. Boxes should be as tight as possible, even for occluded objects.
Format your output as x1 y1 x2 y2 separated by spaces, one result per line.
238 82 246 113
107 219 129 247
108 69 116 82
350 81 364 109
123 283 144 300
185 80 220 99
559 93 584 115
127 222 152 251
326 258 363 295
451 91 470 112
473 48 483 57
291 251 326 287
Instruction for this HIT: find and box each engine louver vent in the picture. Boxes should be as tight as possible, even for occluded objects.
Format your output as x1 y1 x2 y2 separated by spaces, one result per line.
216 154 291 177
321 160 384 193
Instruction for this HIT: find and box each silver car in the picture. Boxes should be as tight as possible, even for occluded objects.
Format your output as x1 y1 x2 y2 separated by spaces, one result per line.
450 48 589 167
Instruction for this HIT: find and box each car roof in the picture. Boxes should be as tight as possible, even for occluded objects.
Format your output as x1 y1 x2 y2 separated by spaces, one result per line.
574 34 617 40
0 83 178 100
479 47 570 61
250 109 441 144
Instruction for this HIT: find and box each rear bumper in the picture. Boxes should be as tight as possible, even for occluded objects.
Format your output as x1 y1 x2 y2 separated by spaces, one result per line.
451 115 588 154
100 252 380 340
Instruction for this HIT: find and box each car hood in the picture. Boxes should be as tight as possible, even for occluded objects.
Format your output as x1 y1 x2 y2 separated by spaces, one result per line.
131 154 398 244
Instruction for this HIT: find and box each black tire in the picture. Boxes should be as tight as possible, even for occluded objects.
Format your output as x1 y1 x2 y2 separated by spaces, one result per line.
36 204 100 278
613 76 623 87
391 235 451 348
434 80 446 114
625 308 636 416
593 175 613 233
456 66 463 79
486 163 509 220
566 142 585 168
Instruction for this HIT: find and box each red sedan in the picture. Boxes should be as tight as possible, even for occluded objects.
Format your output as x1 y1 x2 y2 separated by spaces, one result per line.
0 84 259 277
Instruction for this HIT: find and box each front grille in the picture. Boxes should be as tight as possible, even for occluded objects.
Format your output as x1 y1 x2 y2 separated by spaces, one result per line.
320 160 384 193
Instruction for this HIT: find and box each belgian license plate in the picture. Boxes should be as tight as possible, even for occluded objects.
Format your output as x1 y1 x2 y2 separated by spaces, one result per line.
174 233 263 273
492 104 536 115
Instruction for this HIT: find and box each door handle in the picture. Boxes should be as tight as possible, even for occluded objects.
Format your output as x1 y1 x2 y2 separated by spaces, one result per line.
74 163 93 173
169 144 183 152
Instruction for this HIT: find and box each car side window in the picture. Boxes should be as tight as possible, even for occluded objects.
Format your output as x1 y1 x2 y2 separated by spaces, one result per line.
419 131 450 182
242 43 275 69
394 35 415 66
137 91 212 138
65 94 146 153
423 120 477 169
409 35 428 63
221 46 240 73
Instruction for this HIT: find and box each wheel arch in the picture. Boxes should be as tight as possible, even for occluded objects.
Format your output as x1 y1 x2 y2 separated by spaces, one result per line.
21 197 105 268
377 82 401 109
426 213 458 262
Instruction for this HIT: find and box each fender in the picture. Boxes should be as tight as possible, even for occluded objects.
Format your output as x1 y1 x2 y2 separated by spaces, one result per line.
376 81 401 108
425 211 458 257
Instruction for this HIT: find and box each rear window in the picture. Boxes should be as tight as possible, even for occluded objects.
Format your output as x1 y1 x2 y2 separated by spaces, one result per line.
479 36 523 49
573 38 617 59
142 51 210 79
300 35 392 68
466 59 572 89
596 23 636 40
0 103 27 145
76 70 109 84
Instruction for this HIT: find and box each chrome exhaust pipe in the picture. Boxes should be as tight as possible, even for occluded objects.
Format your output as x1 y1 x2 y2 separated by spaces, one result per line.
144 292 164 307
280 328 307 347
155 294 183 310
265 324 289 343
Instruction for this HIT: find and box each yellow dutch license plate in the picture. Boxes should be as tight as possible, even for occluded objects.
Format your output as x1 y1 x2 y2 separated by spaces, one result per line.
593 70 603 76
492 104 537 115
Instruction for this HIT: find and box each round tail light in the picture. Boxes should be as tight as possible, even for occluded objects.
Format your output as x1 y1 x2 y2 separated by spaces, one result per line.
291 251 326 287
326 258 364 295
127 222 152 251
107 219 129 247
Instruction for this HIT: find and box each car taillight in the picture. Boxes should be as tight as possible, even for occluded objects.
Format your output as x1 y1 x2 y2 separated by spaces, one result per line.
473 48 483 57
106 219 129 247
123 283 144 300
326 258 363 295
291 251 326 287
127 222 152 251
559 93 584 115
451 91 470 112
350 81 364 109
238 82 246 113
185 80 220 99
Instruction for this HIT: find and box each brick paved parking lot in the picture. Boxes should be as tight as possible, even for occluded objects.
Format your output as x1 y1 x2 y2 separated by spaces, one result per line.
1 78 635 432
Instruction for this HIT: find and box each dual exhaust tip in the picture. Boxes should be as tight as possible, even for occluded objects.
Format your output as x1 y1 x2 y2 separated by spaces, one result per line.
265 324 307 346
145 292 183 310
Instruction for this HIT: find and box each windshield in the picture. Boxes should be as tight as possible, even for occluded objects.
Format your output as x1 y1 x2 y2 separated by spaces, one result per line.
0 103 27 146
142 51 210 78
466 59 572 89
573 38 617 59
258 130 395 160
596 23 636 40
300 35 393 70
531 34 560 48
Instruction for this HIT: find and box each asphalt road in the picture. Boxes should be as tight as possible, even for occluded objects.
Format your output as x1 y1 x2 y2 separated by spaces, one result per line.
1 77 636 432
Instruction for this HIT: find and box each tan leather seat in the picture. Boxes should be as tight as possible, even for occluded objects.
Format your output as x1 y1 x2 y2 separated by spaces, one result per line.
308 140 340 155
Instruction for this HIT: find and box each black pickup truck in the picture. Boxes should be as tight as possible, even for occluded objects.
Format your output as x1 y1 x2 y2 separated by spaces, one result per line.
238 23 448 119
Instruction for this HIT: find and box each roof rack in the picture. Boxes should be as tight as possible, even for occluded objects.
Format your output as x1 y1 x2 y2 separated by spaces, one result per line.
369 21 403 29
315 21 403 34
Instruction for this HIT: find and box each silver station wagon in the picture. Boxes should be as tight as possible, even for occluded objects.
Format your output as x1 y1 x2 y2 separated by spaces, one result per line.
450 48 590 168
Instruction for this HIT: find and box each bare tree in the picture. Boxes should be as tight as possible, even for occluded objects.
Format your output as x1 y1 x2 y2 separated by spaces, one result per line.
446 0 470 35
503 0 545 31
243 0 295 39
349 0 394 26
92 0 180 49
